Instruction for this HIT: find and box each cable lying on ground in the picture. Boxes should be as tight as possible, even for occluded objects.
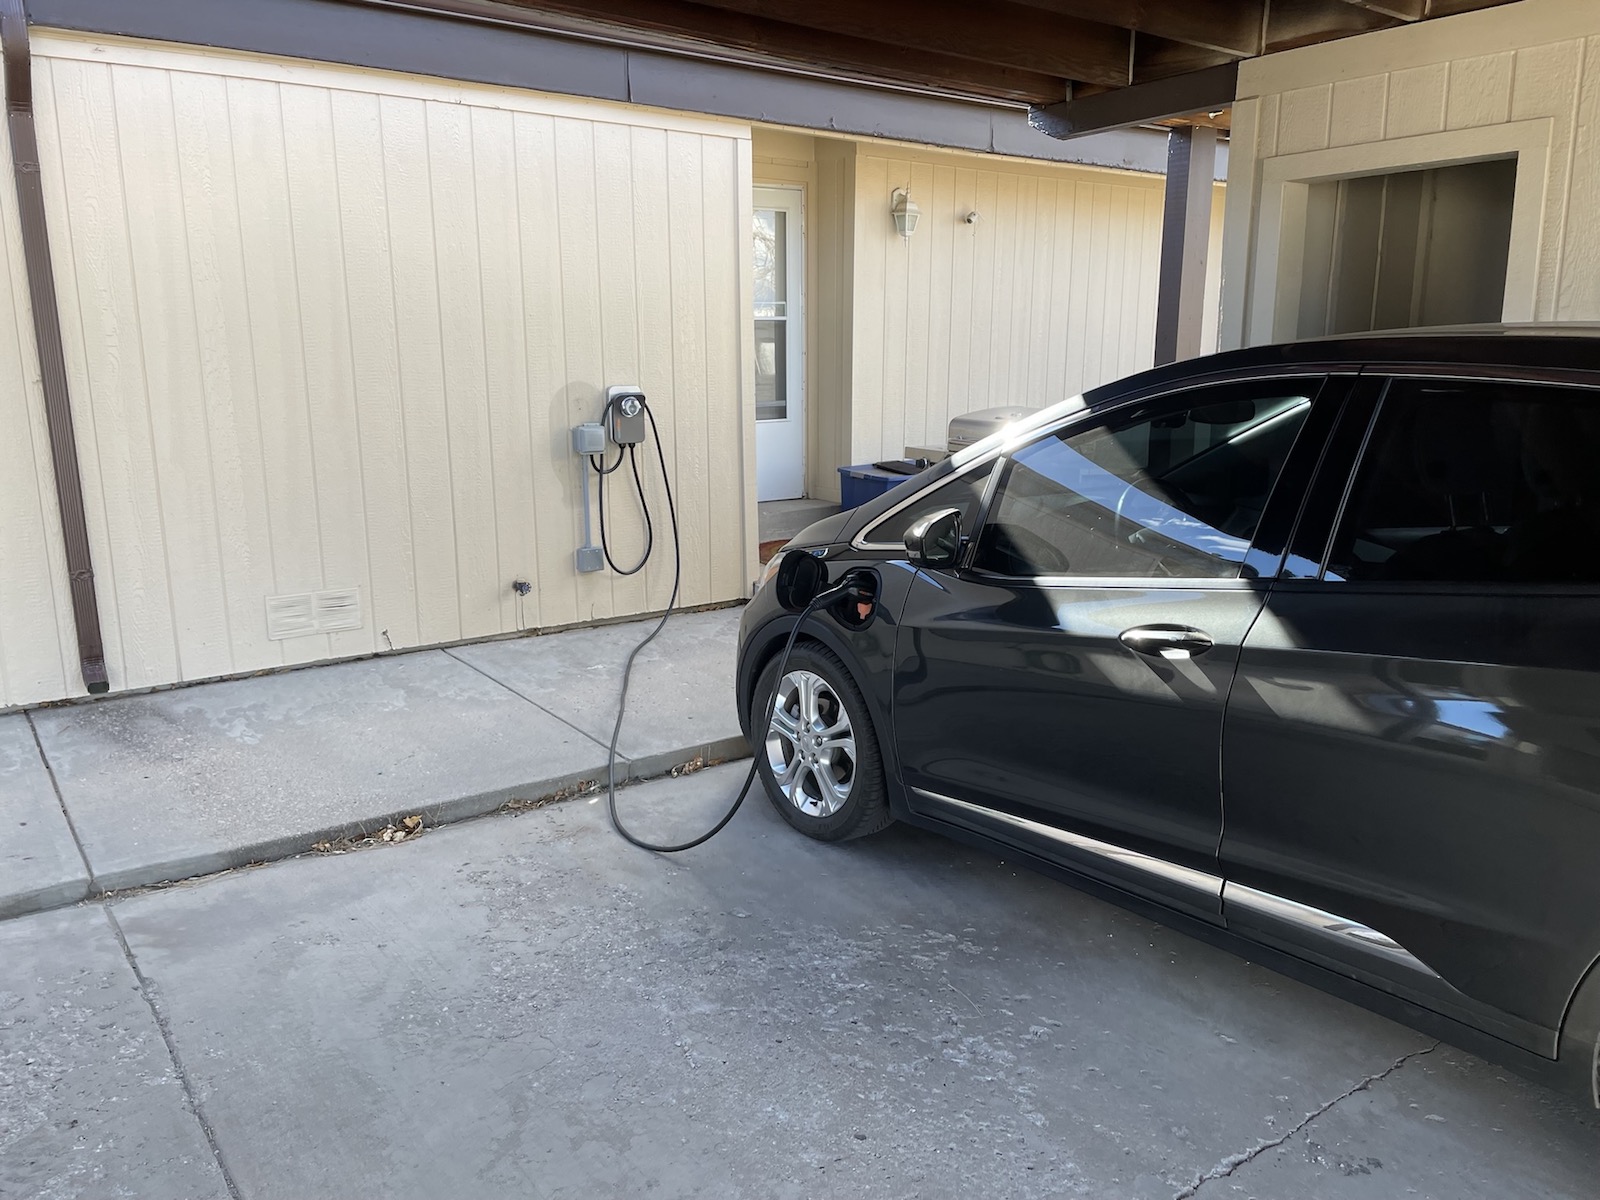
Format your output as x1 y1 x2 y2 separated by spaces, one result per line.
596 394 866 853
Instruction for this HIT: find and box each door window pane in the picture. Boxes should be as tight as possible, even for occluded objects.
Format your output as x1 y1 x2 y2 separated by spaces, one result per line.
753 210 786 308
971 385 1315 579
755 318 786 421
754 209 788 421
1327 380 1600 583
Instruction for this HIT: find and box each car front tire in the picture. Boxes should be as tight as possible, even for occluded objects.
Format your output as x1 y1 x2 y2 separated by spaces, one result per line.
751 642 893 842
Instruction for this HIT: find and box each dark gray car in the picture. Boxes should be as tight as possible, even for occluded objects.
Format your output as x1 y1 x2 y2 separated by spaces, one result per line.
737 326 1600 1107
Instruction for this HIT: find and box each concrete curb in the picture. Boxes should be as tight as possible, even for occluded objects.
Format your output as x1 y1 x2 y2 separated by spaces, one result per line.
0 876 91 922
3 734 753 918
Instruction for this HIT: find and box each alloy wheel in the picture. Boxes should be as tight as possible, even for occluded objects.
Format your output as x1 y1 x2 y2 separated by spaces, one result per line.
765 669 857 817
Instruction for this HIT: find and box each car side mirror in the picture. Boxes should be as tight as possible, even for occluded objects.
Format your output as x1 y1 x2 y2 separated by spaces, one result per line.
904 507 963 570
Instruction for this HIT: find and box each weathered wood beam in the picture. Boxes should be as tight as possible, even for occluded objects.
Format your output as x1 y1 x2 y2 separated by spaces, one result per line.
502 0 1070 100
1154 111 1233 132
1033 62 1238 138
1337 0 1427 19
1133 35 1237 85
1004 0 1264 57
1425 0 1515 15
679 0 1133 87
1264 0 1401 53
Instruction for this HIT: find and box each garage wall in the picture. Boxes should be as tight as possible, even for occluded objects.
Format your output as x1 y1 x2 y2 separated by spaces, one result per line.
1221 0 1600 347
848 145 1223 471
9 31 753 704
0 96 77 709
753 128 1226 501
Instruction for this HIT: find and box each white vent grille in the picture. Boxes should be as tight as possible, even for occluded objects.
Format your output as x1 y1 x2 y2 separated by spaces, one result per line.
314 588 363 633
266 589 364 639
265 593 315 640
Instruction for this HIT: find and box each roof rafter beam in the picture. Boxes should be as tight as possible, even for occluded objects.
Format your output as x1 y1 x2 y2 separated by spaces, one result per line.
1262 0 1402 53
487 0 1070 100
1336 0 1427 19
1032 62 1239 139
1004 0 1264 57
678 0 1133 87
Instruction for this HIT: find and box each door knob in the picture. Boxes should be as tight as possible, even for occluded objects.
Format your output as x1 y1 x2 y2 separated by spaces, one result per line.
1119 624 1215 659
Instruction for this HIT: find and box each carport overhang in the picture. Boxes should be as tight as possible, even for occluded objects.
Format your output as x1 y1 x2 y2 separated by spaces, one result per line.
30 0 1523 368
374 2 1513 368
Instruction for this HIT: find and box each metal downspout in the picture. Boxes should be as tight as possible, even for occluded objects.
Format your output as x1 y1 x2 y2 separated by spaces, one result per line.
1 0 109 693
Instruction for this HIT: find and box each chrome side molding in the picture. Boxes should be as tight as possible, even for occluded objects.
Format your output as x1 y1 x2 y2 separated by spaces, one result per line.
911 788 1224 904
913 788 1439 982
1222 882 1440 979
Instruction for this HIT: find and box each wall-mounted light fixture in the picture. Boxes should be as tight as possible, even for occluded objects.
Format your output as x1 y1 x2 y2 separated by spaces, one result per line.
891 188 920 238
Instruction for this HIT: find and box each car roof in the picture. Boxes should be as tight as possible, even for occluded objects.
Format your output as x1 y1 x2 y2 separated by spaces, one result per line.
1091 323 1600 406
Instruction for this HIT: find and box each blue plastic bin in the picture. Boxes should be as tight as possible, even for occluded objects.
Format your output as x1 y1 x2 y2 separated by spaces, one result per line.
838 464 914 510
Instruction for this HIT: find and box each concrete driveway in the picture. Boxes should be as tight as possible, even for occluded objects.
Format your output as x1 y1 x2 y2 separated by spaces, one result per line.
4 763 1596 1199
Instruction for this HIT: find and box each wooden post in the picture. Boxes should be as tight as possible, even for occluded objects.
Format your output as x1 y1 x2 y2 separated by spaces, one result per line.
1153 125 1217 366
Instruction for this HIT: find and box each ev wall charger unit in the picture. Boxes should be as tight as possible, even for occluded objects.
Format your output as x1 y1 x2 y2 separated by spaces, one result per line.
606 385 648 446
571 386 657 574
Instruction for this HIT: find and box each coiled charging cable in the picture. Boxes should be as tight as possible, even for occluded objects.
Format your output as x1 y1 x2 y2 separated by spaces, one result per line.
592 394 835 853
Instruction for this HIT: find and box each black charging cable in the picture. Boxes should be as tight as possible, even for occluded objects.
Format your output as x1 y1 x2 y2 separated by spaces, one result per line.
589 396 654 576
591 393 862 853
606 589 840 853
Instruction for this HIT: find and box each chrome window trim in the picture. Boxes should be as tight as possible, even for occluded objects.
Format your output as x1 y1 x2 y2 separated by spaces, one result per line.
851 369 1355 555
1366 367 1600 389
912 787 1223 904
961 571 1257 590
1222 882 1440 980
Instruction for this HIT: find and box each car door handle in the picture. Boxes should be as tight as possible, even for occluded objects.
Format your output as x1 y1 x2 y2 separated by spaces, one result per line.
1119 625 1215 659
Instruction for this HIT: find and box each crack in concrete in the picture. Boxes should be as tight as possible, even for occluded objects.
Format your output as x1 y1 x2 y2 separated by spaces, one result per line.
1172 1041 1441 1199
102 902 246 1200
25 709 97 893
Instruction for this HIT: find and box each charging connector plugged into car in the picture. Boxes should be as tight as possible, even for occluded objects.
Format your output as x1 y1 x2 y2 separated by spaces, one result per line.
585 386 878 854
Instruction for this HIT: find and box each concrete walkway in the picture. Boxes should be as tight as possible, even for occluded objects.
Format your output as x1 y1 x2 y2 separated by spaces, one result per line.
0 606 746 919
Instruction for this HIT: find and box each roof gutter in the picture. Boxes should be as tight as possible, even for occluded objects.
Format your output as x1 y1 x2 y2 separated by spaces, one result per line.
1 0 108 694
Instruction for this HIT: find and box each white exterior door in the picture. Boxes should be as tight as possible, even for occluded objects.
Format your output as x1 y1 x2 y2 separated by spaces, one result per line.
753 187 805 501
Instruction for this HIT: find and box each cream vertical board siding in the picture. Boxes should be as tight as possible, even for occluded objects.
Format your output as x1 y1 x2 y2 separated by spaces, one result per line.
753 128 1222 496
848 146 1168 466
0 50 78 708
811 139 858 502
1221 0 1600 347
18 31 753 703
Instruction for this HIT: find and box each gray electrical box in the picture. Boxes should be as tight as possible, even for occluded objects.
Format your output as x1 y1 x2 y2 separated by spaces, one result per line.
606 385 648 445
571 422 606 456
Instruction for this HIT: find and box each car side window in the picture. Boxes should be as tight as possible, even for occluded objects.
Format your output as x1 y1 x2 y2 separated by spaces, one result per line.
1326 379 1600 584
969 383 1315 580
863 465 993 547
